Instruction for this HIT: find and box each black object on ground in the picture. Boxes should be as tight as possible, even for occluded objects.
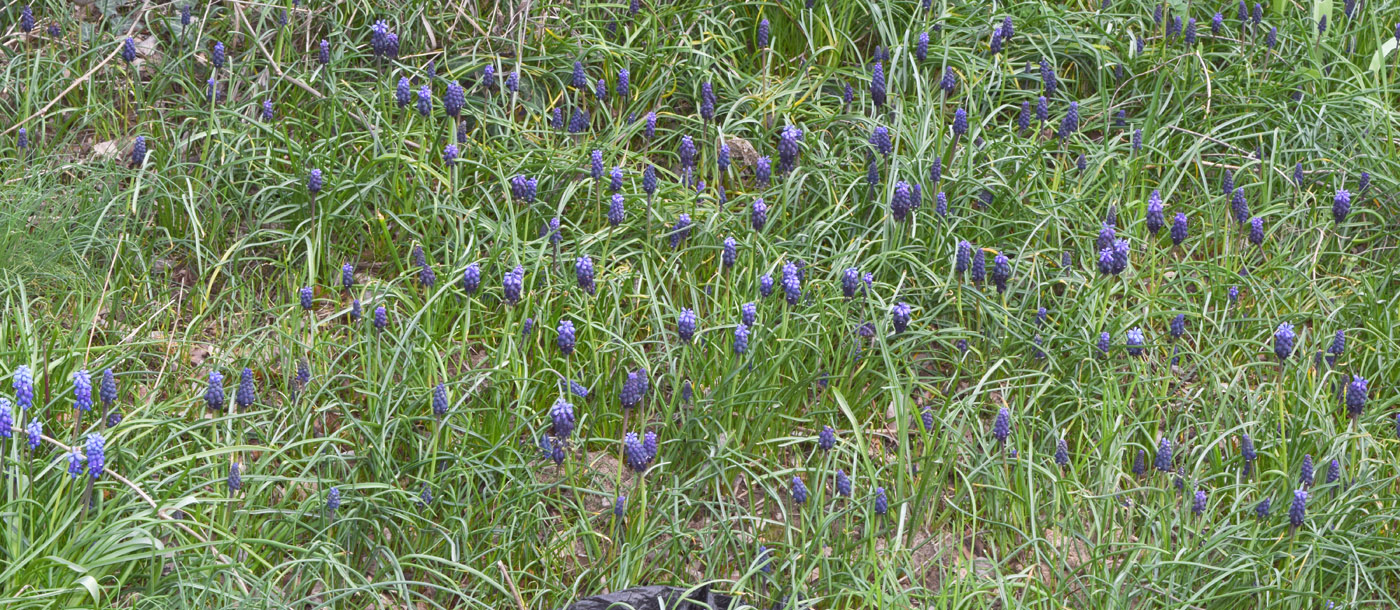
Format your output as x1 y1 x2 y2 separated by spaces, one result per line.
556 584 742 610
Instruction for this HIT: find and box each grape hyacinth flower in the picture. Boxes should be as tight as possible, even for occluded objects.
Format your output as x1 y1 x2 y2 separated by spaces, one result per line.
737 304 756 329
1155 437 1173 472
73 370 92 412
1057 102 1079 140
1146 191 1164 235
129 136 148 167
722 237 738 270
503 266 524 305
620 369 647 410
571 61 587 90
759 274 774 298
1326 459 1341 488
1327 330 1345 366
557 320 576 355
1126 327 1145 357
1289 489 1308 529
1192 489 1207 515
699 82 715 123
1097 331 1112 357
1185 18 1197 44
1359 172 1370 193
781 262 802 306
1241 433 1257 476
755 156 772 187
873 487 889 515
1300 453 1315 488
205 370 225 411
818 425 836 451
1169 314 1186 341
678 136 696 175
1224 186 1250 225
308 169 323 195
462 263 481 295
870 126 892 158
1212 12 1224 35
1346 376 1368 419
431 383 448 417
551 398 575 440
1248 217 1264 246
601 167 621 197
1332 189 1351 224
68 450 84 478
955 241 972 275
891 181 911 222
970 249 986 285
299 286 313 310
891 302 911 333
941 67 957 96
569 108 589 133
757 18 770 48
669 214 691 249
676 308 697 344
235 368 256 410
0 398 9 439
574 256 596 295
1097 248 1115 275
444 81 464 118
86 433 106 479
1054 438 1069 467
1170 213 1188 246
791 476 809 505
1228 286 1239 304
643 111 657 140
326 487 341 513
1274 322 1295 362
992 254 1010 293
228 462 242 492
952 108 968 138
992 407 1011 445
622 432 649 472
606 193 626 227
26 420 41 451
732 323 750 355
917 32 929 62
870 61 886 109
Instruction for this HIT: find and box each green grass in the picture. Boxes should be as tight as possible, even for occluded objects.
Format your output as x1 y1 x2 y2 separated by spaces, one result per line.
2 0 1399 608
